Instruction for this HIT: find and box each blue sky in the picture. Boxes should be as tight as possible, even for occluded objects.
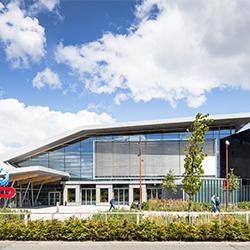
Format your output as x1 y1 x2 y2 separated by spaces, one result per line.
0 0 250 152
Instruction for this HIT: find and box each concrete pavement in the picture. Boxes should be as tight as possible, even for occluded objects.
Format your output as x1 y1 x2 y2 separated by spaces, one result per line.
14 204 130 220
0 242 249 250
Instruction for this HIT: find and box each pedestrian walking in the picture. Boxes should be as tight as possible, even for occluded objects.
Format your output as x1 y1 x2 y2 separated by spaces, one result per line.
211 195 216 213
216 197 221 212
109 197 115 211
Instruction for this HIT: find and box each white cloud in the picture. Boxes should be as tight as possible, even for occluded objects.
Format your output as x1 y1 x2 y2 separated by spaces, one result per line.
30 0 60 13
63 83 77 95
32 68 62 89
114 92 130 105
55 0 250 108
0 142 11 155
0 3 4 11
28 0 62 20
87 102 109 112
0 1 46 68
0 98 115 151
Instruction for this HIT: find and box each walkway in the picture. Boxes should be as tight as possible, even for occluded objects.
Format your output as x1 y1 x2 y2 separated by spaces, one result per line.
15 205 130 220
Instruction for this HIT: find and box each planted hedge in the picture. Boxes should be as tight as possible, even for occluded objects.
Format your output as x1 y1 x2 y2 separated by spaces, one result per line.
0 217 249 241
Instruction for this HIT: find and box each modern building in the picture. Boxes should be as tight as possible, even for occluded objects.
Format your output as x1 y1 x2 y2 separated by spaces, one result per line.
0 112 250 208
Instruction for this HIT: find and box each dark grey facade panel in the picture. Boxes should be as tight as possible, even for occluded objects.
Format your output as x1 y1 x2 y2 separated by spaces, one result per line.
220 128 250 180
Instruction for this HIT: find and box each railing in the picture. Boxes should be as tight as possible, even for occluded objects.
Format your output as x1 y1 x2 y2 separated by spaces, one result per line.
0 211 249 226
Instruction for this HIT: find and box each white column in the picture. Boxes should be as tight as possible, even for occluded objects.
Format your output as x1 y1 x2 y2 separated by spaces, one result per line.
142 184 147 202
63 185 80 206
129 185 134 205
96 184 112 206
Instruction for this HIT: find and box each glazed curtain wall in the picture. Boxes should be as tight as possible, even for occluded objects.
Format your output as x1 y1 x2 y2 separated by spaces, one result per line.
16 138 95 181
15 128 234 181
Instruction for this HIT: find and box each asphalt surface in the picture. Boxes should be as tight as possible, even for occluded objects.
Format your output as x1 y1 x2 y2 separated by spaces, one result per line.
0 242 249 250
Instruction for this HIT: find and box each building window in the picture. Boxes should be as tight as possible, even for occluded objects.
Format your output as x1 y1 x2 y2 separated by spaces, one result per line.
67 189 76 202
100 188 108 202
133 188 140 203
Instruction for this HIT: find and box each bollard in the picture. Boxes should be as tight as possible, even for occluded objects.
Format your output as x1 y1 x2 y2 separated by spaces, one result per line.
24 213 28 226
165 213 168 224
246 213 249 224
137 213 139 225
56 202 59 213
105 213 107 222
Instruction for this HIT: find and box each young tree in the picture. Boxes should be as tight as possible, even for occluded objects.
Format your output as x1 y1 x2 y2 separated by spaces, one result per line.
161 169 177 198
222 168 240 204
182 113 213 212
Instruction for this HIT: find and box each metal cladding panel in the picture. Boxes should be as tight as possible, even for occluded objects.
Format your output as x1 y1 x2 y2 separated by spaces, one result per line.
94 139 216 178
3 112 250 164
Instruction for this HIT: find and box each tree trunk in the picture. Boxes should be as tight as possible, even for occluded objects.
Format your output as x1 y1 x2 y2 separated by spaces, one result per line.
188 201 192 212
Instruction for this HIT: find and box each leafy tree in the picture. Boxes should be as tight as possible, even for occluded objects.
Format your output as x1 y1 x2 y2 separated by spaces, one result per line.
161 169 177 198
182 113 213 212
222 168 240 204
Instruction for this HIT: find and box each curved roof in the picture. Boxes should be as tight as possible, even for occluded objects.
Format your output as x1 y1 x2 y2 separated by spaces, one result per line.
1 112 250 163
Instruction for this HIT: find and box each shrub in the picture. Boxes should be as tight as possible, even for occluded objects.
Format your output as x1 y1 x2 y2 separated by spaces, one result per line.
91 208 140 223
237 201 250 210
0 207 30 221
130 202 136 209
141 201 149 210
0 216 249 241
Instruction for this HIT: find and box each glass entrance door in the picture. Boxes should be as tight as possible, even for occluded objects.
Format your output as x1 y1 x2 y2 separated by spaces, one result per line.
82 189 96 205
146 188 162 200
48 192 61 206
114 189 129 205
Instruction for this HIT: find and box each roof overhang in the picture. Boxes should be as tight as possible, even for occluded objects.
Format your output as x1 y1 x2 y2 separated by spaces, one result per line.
0 166 69 185
1 112 250 163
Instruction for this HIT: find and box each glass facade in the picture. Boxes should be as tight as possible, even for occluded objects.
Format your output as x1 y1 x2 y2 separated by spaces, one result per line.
146 184 162 199
15 128 235 180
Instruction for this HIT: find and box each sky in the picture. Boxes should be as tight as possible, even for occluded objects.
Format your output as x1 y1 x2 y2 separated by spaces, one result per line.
0 0 250 153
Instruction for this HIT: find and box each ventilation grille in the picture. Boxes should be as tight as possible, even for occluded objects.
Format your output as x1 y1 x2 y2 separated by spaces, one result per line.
94 140 216 178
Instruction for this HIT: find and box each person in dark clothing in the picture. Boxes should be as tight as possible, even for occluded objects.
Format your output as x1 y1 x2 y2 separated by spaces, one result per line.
109 197 115 211
216 197 221 212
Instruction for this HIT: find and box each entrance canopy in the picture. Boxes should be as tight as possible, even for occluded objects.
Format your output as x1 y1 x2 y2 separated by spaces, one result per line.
0 166 69 186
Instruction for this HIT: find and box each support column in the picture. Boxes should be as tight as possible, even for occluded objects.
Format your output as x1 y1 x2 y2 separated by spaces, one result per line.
4 181 15 207
129 185 134 205
63 185 80 206
31 183 34 206
142 184 147 203
96 184 112 206
22 180 31 206
35 181 44 205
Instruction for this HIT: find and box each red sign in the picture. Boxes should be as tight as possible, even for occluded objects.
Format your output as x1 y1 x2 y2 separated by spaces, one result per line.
0 187 16 198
